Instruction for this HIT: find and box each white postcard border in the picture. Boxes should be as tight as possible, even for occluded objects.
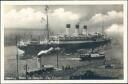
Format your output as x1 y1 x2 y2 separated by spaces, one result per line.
1 1 127 83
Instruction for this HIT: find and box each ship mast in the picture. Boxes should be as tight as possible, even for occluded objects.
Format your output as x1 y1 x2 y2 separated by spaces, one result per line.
45 5 49 42
101 20 104 35
102 20 105 35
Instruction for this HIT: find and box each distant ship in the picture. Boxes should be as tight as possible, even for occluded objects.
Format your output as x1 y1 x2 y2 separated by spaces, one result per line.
79 50 105 61
17 6 111 56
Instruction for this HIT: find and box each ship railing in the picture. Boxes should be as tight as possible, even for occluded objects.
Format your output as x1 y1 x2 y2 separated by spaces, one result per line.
39 39 50 44
39 36 60 44
49 35 60 44
39 40 57 44
17 40 30 46
39 40 46 44
48 40 59 44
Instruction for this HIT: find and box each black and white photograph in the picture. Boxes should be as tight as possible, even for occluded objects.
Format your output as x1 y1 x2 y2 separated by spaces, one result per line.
1 1 127 83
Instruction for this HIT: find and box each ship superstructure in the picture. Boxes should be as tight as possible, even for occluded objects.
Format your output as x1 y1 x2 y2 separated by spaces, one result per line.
17 6 111 55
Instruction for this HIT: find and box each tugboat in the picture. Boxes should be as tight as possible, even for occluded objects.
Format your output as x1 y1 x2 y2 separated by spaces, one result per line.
79 49 105 61
17 6 112 56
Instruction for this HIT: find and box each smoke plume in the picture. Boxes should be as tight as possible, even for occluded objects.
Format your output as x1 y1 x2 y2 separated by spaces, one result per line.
105 24 123 46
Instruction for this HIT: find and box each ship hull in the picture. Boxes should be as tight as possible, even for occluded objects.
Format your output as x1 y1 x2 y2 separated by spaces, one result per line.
18 39 111 55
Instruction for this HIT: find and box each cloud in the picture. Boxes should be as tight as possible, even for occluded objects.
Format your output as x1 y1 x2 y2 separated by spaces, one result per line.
49 8 80 32
80 10 124 33
4 7 80 32
105 24 123 35
4 8 45 28
52 8 79 21
105 24 123 47
89 10 123 24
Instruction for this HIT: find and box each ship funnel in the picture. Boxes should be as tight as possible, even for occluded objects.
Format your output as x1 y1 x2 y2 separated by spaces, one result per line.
66 24 70 35
83 25 87 36
75 24 79 36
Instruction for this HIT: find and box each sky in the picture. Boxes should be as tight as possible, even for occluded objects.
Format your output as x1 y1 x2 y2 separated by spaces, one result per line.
4 5 123 35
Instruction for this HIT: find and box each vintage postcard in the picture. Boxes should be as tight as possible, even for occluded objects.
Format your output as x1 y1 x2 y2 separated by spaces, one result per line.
1 1 127 83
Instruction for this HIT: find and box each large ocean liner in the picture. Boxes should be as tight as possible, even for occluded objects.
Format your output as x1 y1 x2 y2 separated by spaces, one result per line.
17 6 111 55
